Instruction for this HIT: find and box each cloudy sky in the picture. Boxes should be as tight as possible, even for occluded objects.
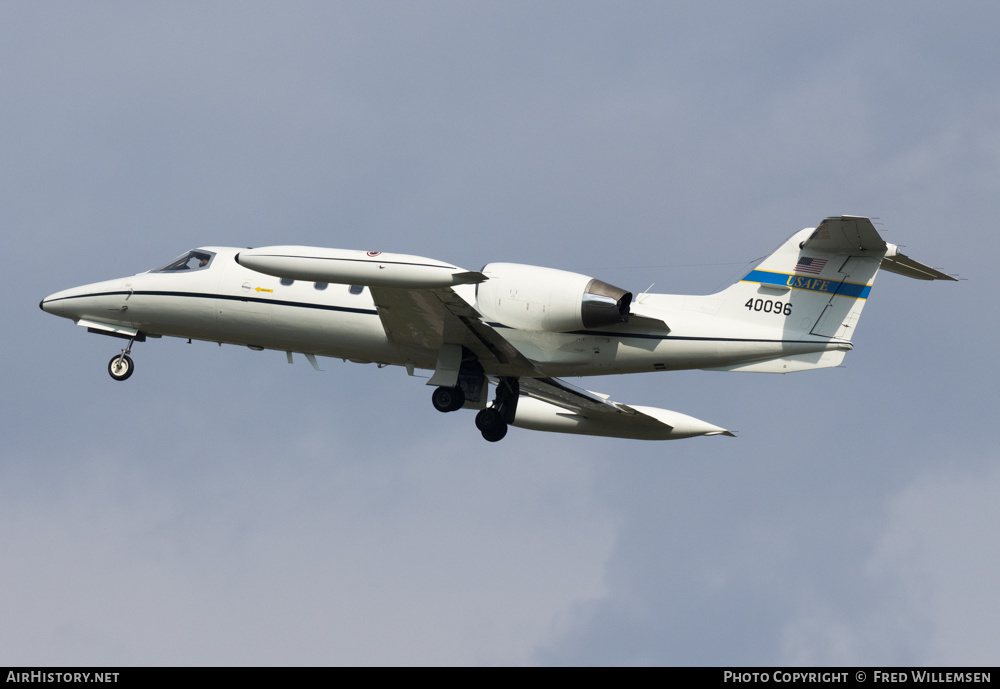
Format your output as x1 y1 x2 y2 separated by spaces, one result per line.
3 1 997 666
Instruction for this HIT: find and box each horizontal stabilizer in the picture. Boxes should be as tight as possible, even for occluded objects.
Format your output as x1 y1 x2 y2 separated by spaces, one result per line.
881 246 957 281
802 217 955 280
800 215 887 253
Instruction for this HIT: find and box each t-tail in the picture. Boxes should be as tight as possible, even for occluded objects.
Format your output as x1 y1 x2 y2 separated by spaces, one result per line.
703 215 955 373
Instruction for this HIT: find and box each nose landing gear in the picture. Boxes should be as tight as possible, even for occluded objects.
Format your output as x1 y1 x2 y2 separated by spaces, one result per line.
108 337 136 381
108 354 134 380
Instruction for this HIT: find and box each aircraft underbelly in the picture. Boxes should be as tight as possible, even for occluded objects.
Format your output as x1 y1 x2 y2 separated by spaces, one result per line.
529 334 833 377
217 297 272 344
123 287 394 362
271 306 395 361
499 330 618 369
209 301 394 360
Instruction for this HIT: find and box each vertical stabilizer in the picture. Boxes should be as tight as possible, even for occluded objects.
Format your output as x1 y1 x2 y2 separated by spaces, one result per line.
711 216 886 340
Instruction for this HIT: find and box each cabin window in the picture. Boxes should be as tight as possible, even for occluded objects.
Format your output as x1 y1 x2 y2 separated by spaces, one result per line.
349 285 364 295
154 250 216 273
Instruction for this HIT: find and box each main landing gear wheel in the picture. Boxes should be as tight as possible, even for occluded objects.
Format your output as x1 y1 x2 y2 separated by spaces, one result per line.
473 376 519 442
108 354 134 381
431 386 466 413
475 407 508 442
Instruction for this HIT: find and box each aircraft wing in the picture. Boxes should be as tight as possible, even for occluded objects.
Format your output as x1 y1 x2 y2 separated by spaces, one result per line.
514 377 735 439
368 284 544 377
517 376 621 413
235 245 731 439
370 285 731 438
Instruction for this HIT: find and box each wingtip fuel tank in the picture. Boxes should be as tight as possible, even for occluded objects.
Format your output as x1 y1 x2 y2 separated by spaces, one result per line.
511 397 734 440
236 246 487 289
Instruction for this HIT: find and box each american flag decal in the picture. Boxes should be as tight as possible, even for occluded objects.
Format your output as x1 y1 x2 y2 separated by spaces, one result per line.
794 256 827 274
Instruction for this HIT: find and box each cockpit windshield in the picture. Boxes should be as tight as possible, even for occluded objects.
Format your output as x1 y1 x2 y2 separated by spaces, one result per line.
154 250 216 273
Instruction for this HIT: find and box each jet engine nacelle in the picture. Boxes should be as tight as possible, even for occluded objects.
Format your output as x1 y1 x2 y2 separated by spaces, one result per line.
476 263 632 332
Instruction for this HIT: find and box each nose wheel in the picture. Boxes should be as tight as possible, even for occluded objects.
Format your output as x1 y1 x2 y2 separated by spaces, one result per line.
108 337 137 381
108 353 134 381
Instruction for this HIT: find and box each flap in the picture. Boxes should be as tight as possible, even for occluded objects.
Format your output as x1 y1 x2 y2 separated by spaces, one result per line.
368 285 542 377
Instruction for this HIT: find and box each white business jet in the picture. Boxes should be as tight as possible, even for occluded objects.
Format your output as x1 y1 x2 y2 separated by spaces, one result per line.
41 216 954 442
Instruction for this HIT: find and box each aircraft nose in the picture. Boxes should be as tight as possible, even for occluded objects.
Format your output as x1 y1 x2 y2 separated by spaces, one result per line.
40 291 64 314
39 283 103 320
41 277 138 323
40 289 75 318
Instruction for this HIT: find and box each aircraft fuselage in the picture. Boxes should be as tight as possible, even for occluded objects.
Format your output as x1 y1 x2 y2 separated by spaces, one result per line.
40 217 955 442
41 246 839 378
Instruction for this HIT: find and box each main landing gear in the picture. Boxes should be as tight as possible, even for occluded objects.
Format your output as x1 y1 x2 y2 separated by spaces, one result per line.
475 377 518 442
431 385 465 412
432 376 520 442
108 337 137 381
475 407 507 442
